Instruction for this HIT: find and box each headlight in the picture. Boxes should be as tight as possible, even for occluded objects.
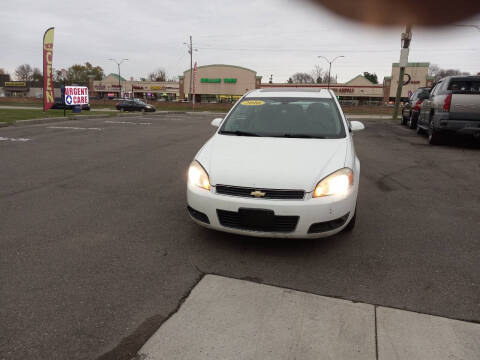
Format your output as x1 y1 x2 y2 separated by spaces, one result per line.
188 160 210 190
313 168 354 198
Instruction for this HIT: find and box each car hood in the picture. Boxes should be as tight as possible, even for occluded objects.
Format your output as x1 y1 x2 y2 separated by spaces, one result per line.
196 134 349 192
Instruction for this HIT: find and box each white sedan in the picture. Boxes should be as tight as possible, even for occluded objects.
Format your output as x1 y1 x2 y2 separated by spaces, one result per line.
187 89 364 238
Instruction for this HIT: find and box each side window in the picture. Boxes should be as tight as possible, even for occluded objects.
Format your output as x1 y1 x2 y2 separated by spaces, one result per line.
431 83 441 96
411 90 419 101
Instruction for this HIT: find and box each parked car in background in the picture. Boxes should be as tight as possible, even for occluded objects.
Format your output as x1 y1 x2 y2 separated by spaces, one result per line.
417 76 480 144
51 97 90 111
116 99 156 112
401 87 430 128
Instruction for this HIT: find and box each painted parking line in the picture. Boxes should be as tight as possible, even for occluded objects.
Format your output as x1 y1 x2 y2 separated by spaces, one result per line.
0 136 32 142
46 126 102 131
104 120 151 125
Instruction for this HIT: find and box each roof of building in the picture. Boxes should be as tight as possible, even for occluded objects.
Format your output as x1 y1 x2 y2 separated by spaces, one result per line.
392 62 430 68
104 73 127 81
183 64 257 74
344 74 375 85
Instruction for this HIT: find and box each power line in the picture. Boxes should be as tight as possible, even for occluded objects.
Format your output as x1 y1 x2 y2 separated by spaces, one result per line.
194 46 480 54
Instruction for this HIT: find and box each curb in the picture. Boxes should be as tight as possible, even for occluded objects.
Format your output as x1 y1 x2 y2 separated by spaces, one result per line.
0 122 9 128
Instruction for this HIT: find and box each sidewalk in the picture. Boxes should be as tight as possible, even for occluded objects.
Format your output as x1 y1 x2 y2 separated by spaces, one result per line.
138 275 480 360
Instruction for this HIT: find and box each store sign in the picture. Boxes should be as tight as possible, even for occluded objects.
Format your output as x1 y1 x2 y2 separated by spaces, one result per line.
335 88 355 93
200 78 237 84
5 82 27 87
201 78 221 83
151 85 165 90
64 86 89 105
94 85 106 90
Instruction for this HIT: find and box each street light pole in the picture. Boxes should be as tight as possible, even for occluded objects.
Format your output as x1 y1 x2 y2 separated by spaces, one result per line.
317 55 344 90
108 58 128 98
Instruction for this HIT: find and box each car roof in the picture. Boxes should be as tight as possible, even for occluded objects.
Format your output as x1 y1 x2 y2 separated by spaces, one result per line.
244 88 333 99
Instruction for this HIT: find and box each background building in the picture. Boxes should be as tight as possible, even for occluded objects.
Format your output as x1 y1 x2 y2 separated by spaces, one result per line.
384 62 435 101
178 62 433 104
92 73 179 100
262 74 384 105
180 64 262 103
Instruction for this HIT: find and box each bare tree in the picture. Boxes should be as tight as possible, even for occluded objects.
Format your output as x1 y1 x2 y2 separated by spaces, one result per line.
0 68 7 75
15 64 34 81
429 64 470 82
148 68 167 82
290 72 315 84
32 67 43 83
310 65 325 84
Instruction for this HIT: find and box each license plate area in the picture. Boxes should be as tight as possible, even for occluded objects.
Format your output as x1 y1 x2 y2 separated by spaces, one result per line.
239 208 275 231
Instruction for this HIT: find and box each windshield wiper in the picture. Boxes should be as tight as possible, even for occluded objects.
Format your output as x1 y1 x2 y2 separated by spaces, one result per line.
219 130 260 137
278 134 326 139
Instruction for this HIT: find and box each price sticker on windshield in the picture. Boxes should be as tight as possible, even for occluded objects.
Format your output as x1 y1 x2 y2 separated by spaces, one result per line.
241 100 265 106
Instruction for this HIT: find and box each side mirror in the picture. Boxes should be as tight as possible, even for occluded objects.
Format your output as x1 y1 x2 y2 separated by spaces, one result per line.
211 118 223 127
349 121 365 132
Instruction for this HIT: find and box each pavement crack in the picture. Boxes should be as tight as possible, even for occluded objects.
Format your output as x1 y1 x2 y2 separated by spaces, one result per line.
96 272 205 360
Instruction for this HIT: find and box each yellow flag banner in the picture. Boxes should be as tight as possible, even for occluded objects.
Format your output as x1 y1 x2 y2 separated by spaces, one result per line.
43 27 55 111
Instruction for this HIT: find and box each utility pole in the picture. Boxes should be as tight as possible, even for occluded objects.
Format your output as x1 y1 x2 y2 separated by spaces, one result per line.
189 35 193 102
183 36 197 103
393 25 412 120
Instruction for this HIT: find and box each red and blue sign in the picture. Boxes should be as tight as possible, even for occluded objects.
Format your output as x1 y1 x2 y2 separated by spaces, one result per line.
64 86 89 105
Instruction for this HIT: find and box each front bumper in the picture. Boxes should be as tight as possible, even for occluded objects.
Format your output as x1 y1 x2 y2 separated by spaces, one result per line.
186 183 358 239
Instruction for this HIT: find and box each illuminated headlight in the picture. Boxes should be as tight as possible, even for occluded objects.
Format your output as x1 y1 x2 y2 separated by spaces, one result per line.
188 160 210 190
313 168 354 198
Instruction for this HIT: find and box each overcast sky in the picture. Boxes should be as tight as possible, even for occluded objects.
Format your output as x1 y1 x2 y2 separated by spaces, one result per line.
1 0 479 83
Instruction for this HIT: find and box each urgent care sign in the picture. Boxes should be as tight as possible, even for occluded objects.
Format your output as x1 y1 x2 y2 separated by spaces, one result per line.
64 86 89 105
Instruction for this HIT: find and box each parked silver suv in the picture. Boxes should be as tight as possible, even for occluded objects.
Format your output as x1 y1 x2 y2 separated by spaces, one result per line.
417 76 480 144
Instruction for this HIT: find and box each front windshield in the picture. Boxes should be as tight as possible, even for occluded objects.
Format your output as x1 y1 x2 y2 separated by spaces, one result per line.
219 98 346 139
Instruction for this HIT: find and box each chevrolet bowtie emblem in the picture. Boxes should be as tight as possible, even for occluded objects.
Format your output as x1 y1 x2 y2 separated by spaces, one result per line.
250 190 266 198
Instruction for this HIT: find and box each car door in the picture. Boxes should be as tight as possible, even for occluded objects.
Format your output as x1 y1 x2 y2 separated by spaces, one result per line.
404 91 418 118
420 83 439 127
127 100 136 111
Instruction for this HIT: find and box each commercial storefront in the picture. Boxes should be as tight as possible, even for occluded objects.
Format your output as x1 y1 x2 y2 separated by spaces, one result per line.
180 64 262 102
92 73 179 100
179 62 433 104
0 78 46 98
262 74 385 105
384 62 434 101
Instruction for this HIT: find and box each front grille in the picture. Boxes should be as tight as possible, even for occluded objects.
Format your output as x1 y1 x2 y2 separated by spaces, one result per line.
217 209 299 233
308 213 349 234
187 206 210 224
216 185 305 200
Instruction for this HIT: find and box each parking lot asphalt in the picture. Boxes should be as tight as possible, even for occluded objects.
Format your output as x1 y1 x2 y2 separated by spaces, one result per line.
1 113 479 360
